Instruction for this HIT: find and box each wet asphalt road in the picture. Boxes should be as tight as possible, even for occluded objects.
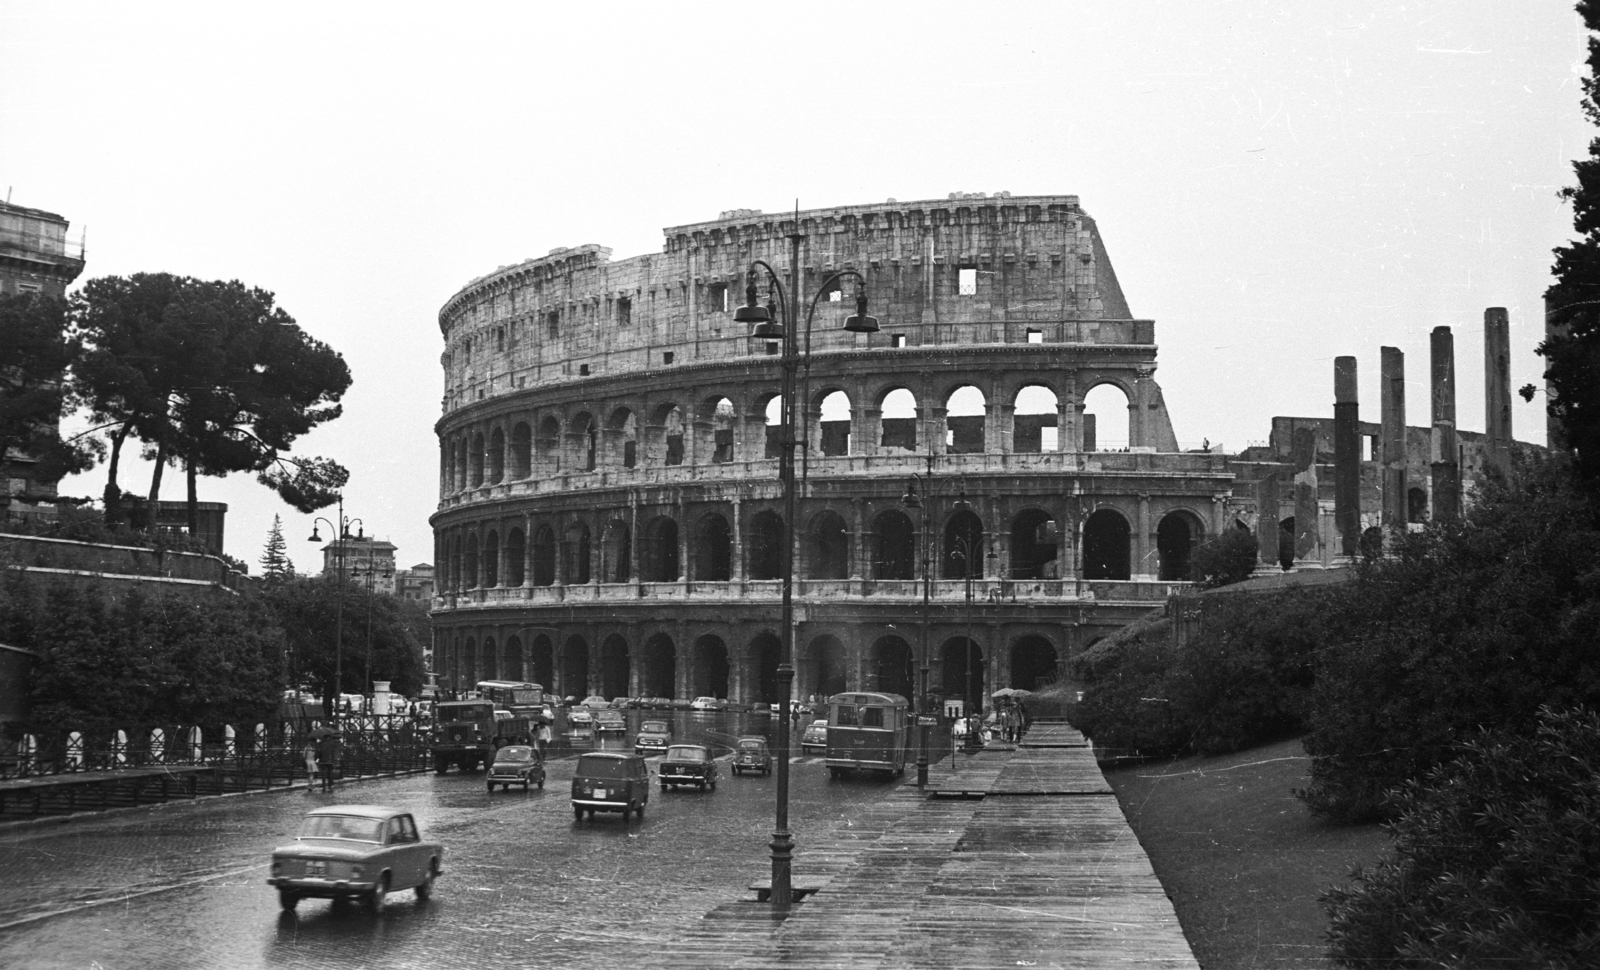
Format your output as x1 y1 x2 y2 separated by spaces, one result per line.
0 711 913 970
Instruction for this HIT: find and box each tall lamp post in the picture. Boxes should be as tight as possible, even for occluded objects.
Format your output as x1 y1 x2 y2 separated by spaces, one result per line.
735 228 879 909
353 542 392 712
901 457 970 786
309 499 361 723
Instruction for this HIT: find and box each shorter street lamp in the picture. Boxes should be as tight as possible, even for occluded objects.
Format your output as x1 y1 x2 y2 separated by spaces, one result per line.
901 459 970 787
308 500 360 722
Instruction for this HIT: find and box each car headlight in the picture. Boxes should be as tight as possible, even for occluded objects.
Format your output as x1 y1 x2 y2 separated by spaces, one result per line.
271 861 282 876
349 865 363 879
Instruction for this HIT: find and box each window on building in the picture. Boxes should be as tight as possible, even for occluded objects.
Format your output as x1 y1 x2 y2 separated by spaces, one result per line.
547 311 560 338
1026 329 1043 344
891 334 906 348
617 296 632 326
958 268 977 296
709 282 729 313
497 328 505 352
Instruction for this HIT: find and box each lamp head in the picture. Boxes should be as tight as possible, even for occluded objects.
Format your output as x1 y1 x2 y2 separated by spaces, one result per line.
308 527 322 543
952 490 971 512
734 270 775 327
901 481 923 509
843 294 879 333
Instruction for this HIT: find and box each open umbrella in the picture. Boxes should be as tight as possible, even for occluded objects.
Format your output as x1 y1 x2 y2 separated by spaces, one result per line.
306 725 338 739
1010 689 1035 698
991 688 1015 699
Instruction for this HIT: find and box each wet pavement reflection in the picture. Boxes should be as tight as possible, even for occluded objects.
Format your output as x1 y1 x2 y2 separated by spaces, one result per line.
0 710 920 970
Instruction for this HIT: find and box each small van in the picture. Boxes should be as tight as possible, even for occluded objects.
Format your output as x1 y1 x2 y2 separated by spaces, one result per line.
570 752 650 822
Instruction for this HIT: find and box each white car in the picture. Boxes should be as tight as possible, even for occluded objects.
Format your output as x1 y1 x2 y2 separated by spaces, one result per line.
689 696 725 712
568 708 594 725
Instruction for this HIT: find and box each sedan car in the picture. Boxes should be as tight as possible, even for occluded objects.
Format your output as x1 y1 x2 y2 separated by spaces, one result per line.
268 805 443 914
595 710 626 735
689 696 725 712
579 695 611 709
801 719 829 755
486 745 545 793
730 736 772 776
567 708 594 726
634 718 673 754
659 744 718 791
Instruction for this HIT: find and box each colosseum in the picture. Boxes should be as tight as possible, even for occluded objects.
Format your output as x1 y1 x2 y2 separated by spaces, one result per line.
430 193 1235 713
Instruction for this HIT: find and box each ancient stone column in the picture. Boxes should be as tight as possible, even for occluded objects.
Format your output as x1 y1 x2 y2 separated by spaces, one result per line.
1380 346 1407 544
1430 327 1459 520
1483 307 1512 478
1334 356 1360 563
1252 470 1281 575
1292 426 1324 570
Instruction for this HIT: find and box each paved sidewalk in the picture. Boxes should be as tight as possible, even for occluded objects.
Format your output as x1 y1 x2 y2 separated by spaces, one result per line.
661 723 1200 969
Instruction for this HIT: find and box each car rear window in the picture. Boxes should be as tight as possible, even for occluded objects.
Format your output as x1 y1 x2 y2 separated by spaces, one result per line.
640 721 668 733
666 746 707 761
738 739 763 750
497 746 534 762
576 756 630 779
300 815 384 842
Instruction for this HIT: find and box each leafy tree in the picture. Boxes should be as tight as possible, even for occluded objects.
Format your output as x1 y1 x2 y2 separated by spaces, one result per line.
69 273 352 530
260 514 295 580
0 294 99 493
265 576 426 713
1324 707 1600 969
1188 525 1258 589
1540 1 1600 481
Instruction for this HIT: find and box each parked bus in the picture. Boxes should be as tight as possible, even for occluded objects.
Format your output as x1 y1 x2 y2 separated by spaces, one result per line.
475 681 550 722
823 691 910 778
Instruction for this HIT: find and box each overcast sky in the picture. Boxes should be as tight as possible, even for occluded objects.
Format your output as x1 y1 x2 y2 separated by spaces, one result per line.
1 1 1587 573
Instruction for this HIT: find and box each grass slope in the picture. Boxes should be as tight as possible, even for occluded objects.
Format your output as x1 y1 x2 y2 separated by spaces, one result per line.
1104 736 1387 970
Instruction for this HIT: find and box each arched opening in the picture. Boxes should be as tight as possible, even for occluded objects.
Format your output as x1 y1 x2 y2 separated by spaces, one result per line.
569 412 598 473
530 634 554 688
942 509 985 580
747 510 785 581
642 633 677 699
871 508 915 580
1010 636 1059 692
560 636 589 700
693 635 730 699
763 394 785 460
607 408 638 469
1408 486 1429 523
481 636 499 681
879 387 918 453
1013 385 1059 453
749 633 781 704
1279 517 1296 570
470 431 486 486
600 635 630 698
1083 509 1131 580
464 533 481 587
448 536 462 591
710 397 736 464
660 404 686 466
806 509 850 579
563 522 592 585
532 525 555 586
869 635 914 701
454 436 467 491
461 637 477 688
939 636 984 715
817 389 852 457
488 427 505 484
483 530 500 587
1082 383 1130 451
1157 512 1201 581
945 385 986 454
503 635 524 681
805 634 847 701
536 415 562 477
505 528 525 587
602 518 631 583
510 422 532 479
1010 509 1059 580
642 516 680 582
696 513 732 582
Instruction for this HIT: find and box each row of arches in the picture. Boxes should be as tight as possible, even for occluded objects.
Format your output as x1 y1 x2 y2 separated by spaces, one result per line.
437 504 1209 591
440 383 1138 494
439 629 1064 708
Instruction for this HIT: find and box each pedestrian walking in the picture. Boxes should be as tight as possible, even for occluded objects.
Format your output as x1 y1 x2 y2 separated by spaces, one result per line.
302 739 318 792
536 720 552 758
316 729 341 792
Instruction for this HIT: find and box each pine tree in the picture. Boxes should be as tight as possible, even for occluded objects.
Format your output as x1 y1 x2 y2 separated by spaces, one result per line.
260 514 295 580
1540 1 1600 480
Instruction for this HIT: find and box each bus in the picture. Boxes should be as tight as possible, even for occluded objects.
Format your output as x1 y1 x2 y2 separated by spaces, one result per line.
823 691 911 778
475 681 550 722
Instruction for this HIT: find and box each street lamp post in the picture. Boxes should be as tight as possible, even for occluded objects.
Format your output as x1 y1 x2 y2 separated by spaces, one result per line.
735 228 879 909
355 544 392 712
901 458 970 787
308 498 361 724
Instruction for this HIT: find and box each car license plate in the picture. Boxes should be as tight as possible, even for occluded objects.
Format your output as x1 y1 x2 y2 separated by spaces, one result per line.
305 860 327 876
594 788 607 799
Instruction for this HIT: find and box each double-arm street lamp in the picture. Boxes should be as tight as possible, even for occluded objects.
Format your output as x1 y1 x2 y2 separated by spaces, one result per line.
351 543 393 712
901 456 970 787
308 497 361 722
735 228 879 909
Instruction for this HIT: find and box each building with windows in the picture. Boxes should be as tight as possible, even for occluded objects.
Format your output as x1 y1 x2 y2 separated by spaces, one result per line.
429 195 1236 710
319 536 398 595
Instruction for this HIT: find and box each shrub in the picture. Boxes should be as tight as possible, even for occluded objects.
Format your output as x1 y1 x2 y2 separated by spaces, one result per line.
1323 706 1600 969
1189 526 1258 589
1068 613 1187 756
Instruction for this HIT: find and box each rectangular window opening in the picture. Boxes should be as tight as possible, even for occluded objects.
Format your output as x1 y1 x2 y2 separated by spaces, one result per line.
958 267 977 296
1026 328 1043 344
617 296 632 326
709 282 729 313
579 363 590 376
662 351 675 365
891 334 906 348
547 311 560 339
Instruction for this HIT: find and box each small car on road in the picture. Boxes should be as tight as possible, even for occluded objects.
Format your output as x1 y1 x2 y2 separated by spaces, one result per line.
801 719 829 755
579 695 611 710
571 752 650 822
595 710 626 735
689 696 725 712
268 805 443 914
486 745 545 793
659 744 718 791
634 718 673 754
730 736 772 776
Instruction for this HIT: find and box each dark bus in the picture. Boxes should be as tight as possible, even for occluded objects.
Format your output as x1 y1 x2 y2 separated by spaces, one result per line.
475 681 549 721
823 691 911 778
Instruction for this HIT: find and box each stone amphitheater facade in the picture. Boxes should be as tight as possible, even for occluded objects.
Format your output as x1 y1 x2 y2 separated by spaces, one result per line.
430 194 1233 711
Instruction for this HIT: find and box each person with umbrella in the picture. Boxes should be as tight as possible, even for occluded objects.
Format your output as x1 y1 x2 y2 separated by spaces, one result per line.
312 726 341 792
